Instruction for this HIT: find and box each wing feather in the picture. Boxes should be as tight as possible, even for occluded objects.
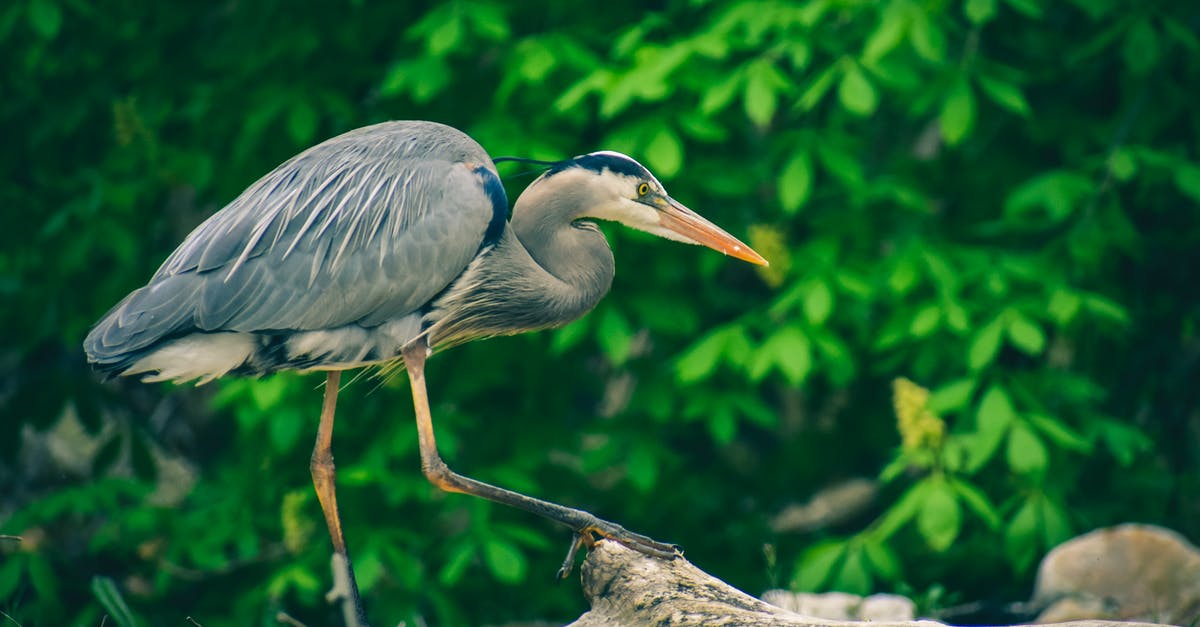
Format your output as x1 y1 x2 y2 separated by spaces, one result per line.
85 121 505 365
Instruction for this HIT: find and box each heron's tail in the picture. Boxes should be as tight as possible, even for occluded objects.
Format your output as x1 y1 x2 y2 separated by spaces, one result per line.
83 280 198 379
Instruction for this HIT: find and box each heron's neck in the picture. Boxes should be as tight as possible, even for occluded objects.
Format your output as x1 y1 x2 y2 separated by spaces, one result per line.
422 183 616 348
510 183 615 314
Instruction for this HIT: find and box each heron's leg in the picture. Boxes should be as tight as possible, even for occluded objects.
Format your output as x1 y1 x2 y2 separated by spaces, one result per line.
401 344 679 577
310 371 368 627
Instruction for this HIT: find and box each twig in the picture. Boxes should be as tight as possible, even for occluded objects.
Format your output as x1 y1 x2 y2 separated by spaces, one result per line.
327 553 366 627
275 612 307 627
0 609 24 627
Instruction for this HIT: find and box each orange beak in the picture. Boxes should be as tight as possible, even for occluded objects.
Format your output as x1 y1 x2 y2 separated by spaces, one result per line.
656 196 769 266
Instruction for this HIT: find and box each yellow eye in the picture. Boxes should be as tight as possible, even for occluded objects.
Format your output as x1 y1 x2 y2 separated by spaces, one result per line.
638 183 650 196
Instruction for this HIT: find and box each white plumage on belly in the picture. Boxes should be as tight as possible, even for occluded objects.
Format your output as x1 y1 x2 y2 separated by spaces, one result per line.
123 314 425 384
126 332 256 384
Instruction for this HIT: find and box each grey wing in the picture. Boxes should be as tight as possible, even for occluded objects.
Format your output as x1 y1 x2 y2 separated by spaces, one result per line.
85 121 505 363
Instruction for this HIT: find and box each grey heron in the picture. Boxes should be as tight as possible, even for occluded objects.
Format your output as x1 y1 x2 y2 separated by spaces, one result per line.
84 120 767 620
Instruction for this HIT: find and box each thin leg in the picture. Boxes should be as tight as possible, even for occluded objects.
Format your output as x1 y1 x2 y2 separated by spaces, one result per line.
401 343 679 577
310 371 368 626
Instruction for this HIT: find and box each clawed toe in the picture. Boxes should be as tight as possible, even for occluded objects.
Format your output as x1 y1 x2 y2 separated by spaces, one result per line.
556 520 680 578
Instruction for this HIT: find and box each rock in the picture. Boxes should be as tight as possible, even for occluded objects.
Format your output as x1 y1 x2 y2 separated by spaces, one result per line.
1032 523 1200 626
761 590 916 621
770 478 879 534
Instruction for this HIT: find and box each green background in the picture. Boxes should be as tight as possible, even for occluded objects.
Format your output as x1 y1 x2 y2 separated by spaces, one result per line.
3 0 1198 625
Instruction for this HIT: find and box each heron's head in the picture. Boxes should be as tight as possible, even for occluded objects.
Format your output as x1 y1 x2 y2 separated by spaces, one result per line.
525 151 767 266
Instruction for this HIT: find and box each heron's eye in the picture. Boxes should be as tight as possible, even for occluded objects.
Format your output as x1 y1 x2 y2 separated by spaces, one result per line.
637 182 650 196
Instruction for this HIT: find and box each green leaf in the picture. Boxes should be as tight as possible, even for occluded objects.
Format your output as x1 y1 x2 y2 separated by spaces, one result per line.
887 257 919 295
760 326 813 386
965 0 997 24
287 101 318 145
943 301 969 332
1173 163 1200 203
427 12 463 56
966 384 1016 470
976 74 1031 116
977 385 1017 433
554 71 611 112
1047 288 1082 325
700 71 743 115
940 79 975 145
1163 16 1200 53
1081 293 1130 326
482 538 526 584
1027 413 1093 453
249 376 289 411
791 539 846 591
1004 497 1039 571
625 443 659 492
1123 19 1159 75
676 328 729 383
1039 497 1073 548
797 65 838 111
92 576 141 627
967 315 1005 370
834 548 872 594
811 328 855 384
862 4 907 63
438 541 476 585
747 343 775 382
744 64 777 127
644 127 683 178
815 143 864 186
803 280 833 325
0 555 24 603
597 308 634 366
269 408 304 452
950 478 1001 529
27 553 58 603
1006 422 1049 476
929 377 976 413
917 479 961 551
873 480 928 539
353 550 385 590
1004 0 1043 18
778 150 813 214
862 539 901 581
908 12 946 62
909 303 941 338
1007 314 1045 355
28 0 62 39
551 317 591 354
463 3 509 40
1004 171 1093 223
1107 148 1137 181
838 64 877 116
707 408 737 444
1095 419 1151 466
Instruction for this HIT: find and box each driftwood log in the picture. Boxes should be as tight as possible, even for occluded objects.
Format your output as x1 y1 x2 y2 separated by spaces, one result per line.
566 540 1172 627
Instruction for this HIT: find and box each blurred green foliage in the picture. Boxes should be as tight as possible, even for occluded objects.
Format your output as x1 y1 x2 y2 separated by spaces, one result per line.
2 0 1199 624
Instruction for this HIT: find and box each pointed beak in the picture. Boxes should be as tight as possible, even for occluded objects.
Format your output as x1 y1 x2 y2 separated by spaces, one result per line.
655 196 769 266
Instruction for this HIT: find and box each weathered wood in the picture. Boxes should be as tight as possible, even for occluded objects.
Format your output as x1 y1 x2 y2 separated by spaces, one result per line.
568 540 845 626
566 540 1174 627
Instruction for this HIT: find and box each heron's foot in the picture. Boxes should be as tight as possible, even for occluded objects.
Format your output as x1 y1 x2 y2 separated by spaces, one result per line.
556 517 680 579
